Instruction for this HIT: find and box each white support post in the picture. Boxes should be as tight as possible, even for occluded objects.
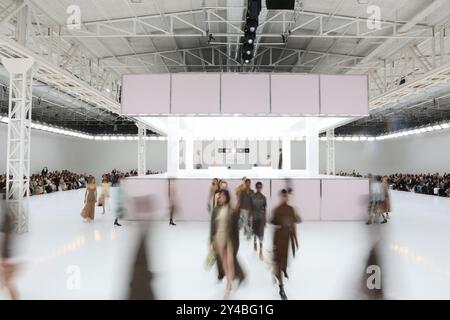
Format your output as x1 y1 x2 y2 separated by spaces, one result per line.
326 129 335 175
137 124 146 176
167 118 180 176
2 57 34 234
185 136 194 171
281 137 291 171
306 127 319 176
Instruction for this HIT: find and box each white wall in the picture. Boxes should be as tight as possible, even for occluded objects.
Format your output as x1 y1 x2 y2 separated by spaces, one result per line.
293 129 450 174
0 124 167 179
2 123 450 178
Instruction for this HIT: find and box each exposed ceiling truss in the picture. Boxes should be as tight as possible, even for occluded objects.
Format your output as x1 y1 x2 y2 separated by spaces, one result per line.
0 0 449 136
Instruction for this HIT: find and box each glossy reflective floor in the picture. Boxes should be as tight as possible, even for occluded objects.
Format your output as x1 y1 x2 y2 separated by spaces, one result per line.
5 188 450 299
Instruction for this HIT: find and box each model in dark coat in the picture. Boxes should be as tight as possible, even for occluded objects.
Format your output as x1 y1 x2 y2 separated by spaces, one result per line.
271 189 301 300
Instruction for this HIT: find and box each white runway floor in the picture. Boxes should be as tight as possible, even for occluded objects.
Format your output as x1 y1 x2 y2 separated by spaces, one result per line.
3 188 450 300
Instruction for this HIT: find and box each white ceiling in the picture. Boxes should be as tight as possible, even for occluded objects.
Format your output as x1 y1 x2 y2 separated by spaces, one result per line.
138 116 351 138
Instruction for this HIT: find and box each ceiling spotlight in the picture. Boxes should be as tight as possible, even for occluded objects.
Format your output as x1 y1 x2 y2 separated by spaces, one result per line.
246 18 258 33
244 30 256 44
243 51 253 64
243 43 254 55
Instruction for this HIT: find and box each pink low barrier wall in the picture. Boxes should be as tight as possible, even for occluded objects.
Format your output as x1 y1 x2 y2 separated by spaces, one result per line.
122 178 368 222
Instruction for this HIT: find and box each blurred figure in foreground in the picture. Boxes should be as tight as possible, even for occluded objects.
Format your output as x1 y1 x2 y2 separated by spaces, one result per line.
99 176 111 215
271 189 301 300
251 181 267 259
366 175 384 225
126 193 157 299
210 189 245 299
0 202 19 299
381 176 391 223
128 232 154 300
113 176 125 226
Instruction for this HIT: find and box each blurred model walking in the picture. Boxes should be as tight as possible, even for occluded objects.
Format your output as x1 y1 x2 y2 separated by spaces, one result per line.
81 177 97 222
210 189 245 299
381 176 390 223
113 176 125 226
208 178 219 216
251 181 267 259
237 179 253 240
0 202 19 299
271 189 301 300
99 176 111 215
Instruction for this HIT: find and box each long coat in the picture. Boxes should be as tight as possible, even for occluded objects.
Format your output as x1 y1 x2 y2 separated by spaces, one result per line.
271 203 301 279
209 205 245 282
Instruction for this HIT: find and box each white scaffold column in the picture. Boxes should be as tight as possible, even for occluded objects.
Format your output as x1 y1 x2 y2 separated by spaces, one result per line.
281 137 291 170
326 129 336 175
306 124 319 176
185 136 194 171
2 57 35 234
137 124 147 176
167 118 180 176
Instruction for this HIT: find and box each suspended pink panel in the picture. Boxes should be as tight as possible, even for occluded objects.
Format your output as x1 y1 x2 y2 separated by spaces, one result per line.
271 74 320 115
321 179 369 221
171 74 221 114
270 179 321 221
121 74 170 115
221 74 270 114
319 75 369 115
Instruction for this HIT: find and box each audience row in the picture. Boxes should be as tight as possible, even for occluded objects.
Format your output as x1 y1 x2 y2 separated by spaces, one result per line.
336 171 450 197
0 167 161 196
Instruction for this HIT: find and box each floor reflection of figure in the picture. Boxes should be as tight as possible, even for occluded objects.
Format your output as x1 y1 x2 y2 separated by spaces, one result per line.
271 189 301 300
210 190 245 299
359 224 384 300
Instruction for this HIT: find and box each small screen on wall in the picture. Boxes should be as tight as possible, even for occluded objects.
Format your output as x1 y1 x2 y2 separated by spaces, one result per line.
218 148 250 153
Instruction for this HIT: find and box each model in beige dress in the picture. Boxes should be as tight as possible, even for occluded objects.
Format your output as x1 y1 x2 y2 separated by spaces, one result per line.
81 177 97 222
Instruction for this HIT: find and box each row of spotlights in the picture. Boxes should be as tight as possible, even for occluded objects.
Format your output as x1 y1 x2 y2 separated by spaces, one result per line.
0 116 166 141
242 1 260 65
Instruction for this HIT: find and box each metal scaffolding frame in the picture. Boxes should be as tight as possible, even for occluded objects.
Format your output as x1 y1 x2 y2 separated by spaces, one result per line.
3 57 34 234
45 7 435 41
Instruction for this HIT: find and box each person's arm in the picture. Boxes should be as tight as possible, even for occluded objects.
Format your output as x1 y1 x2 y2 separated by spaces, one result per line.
209 208 217 245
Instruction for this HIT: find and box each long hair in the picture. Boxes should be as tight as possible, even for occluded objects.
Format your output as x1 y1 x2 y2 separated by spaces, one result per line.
220 189 231 205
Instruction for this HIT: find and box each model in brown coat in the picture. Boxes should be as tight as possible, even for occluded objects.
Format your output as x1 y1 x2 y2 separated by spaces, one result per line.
210 189 245 299
271 189 301 300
